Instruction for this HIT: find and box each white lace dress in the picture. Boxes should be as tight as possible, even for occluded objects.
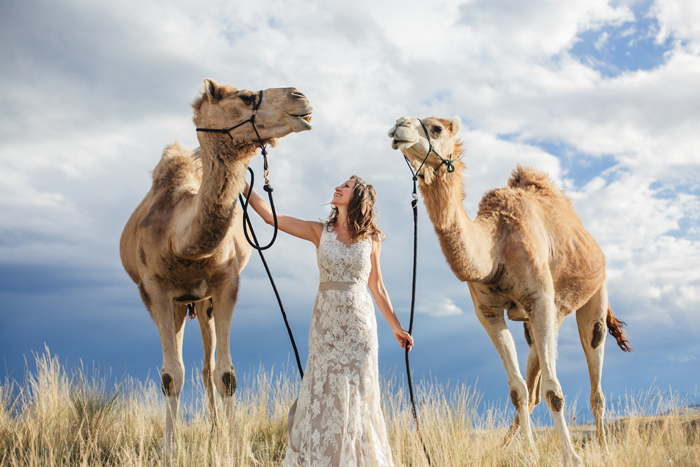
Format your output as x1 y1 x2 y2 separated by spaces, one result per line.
283 226 394 467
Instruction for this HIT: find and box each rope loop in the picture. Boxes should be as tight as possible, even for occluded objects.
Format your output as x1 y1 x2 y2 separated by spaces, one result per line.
239 167 303 379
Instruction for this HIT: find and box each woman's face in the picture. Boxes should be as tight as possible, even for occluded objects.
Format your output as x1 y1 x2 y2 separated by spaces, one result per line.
331 179 355 207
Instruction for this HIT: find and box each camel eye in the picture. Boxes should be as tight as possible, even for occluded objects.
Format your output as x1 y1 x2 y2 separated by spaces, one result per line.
239 94 256 106
432 126 443 135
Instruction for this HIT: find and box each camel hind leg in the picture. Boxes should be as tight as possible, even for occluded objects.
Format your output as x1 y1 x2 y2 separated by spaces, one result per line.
196 299 217 420
576 283 611 453
528 290 582 467
209 277 240 419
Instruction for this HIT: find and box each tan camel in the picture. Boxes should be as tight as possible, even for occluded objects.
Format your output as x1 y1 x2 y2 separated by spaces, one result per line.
388 116 631 467
120 79 312 445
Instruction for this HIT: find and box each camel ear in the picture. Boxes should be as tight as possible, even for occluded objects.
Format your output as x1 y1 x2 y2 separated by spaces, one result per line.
204 78 221 101
450 116 461 136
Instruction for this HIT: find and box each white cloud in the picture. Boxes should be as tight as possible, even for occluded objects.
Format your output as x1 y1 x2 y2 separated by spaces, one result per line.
417 296 465 318
595 31 611 50
651 0 700 52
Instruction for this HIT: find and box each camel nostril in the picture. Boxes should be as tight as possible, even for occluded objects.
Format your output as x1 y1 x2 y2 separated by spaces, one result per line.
291 89 306 99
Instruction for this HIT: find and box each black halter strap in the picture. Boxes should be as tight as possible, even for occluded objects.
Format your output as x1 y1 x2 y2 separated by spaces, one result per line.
417 118 456 174
403 118 456 198
196 90 265 143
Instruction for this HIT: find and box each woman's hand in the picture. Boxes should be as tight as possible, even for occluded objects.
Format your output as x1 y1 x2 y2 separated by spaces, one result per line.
393 327 414 352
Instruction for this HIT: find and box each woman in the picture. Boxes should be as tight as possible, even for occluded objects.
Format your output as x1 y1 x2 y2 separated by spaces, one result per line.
245 175 413 467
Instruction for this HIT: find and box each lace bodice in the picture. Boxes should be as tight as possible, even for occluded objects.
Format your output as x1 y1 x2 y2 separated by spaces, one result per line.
317 226 372 284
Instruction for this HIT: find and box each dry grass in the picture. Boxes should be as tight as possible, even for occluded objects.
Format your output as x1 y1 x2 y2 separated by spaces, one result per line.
1 349 698 466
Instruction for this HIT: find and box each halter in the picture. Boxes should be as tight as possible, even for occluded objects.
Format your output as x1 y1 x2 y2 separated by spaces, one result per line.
196 90 265 144
195 89 279 248
403 118 456 198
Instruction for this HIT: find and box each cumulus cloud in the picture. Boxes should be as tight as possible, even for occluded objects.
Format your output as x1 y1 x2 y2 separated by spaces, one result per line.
417 296 465 318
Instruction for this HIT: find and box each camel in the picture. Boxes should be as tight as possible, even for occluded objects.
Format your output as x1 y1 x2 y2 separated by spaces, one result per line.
388 116 631 466
120 79 313 445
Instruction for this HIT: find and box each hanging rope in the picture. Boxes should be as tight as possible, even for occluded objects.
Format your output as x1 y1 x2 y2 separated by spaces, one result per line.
404 195 432 465
240 169 304 379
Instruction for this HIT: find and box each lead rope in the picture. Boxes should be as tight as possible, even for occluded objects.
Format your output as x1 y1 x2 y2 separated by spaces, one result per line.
405 193 432 466
240 152 279 251
240 167 304 378
401 119 456 465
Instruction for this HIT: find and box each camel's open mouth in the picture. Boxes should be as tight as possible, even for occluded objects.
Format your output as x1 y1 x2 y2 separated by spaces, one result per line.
289 112 313 131
391 138 413 150
292 113 312 122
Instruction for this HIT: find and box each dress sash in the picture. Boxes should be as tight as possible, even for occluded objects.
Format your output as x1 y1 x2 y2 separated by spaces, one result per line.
318 281 366 292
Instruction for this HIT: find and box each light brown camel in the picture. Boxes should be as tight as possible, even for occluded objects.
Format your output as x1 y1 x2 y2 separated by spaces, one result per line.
120 79 312 445
388 116 631 467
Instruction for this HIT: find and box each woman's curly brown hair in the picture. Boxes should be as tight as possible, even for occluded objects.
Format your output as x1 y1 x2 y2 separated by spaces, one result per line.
327 175 383 242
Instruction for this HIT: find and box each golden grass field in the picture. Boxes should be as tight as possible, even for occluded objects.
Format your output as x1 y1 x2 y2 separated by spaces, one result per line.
1 349 698 466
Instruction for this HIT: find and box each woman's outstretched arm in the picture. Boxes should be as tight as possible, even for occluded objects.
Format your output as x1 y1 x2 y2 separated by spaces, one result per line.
243 184 323 247
367 236 414 351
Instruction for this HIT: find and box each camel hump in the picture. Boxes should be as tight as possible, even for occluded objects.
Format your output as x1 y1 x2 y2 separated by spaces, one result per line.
152 143 202 191
507 165 561 198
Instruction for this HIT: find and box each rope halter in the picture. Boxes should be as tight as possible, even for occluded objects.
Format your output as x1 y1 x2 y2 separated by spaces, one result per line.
403 118 455 197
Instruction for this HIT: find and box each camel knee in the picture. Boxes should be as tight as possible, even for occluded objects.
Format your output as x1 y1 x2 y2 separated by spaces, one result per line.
545 389 565 413
215 366 237 397
509 379 528 412
161 368 184 397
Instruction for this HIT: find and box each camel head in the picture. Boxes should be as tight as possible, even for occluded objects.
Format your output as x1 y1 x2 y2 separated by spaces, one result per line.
193 79 313 145
388 116 462 182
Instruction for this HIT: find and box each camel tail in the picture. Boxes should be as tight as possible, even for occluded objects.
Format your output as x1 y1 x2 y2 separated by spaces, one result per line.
607 306 632 352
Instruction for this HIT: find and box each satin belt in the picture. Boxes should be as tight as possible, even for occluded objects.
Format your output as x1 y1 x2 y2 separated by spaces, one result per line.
318 280 366 292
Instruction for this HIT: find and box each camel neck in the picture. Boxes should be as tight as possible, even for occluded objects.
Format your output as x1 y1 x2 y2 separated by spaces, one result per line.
419 172 493 282
174 138 257 259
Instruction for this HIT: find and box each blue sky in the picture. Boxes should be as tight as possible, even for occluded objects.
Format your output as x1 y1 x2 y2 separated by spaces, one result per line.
1 0 699 419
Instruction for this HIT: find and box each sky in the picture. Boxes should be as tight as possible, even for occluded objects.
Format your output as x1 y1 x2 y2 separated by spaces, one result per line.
1 0 699 420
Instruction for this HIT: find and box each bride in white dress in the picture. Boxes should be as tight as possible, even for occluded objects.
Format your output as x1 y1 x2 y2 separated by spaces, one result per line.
245 175 413 467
